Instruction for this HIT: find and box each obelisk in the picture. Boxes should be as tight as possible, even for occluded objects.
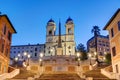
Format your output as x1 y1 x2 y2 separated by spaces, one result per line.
56 20 63 55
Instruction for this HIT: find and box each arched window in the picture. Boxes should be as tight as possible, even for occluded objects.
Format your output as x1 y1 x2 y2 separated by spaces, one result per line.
49 30 52 35
68 28 72 34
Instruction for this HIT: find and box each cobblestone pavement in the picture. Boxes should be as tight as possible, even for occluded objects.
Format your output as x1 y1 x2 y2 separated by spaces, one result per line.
36 73 84 80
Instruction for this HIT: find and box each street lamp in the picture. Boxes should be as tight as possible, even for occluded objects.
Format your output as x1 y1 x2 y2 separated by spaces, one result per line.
39 58 42 66
24 52 27 60
24 52 27 56
103 57 106 61
78 58 80 66
77 52 80 58
40 53 43 58
15 57 18 68
39 53 43 66
17 53 21 61
23 52 31 67
27 54 31 66
88 53 92 65
18 53 20 57
76 52 80 66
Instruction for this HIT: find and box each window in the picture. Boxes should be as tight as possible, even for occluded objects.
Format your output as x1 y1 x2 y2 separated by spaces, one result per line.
118 21 120 31
103 44 105 46
99 52 103 56
35 48 37 51
115 64 119 73
22 56 23 59
8 31 11 41
14 51 16 54
112 47 116 56
3 25 6 35
107 49 109 51
48 51 50 54
5 49 9 57
1 43 4 53
99 40 101 42
111 28 114 37
35 53 37 56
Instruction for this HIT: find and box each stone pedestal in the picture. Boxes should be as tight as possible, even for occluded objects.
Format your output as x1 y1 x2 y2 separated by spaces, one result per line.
56 48 63 55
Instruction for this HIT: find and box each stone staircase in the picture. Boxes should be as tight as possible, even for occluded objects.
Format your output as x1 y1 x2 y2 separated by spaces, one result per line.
36 73 83 80
84 67 116 80
9 68 36 80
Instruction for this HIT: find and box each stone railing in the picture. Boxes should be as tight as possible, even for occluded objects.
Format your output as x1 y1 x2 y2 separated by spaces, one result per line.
8 66 15 73
0 69 20 80
101 65 116 79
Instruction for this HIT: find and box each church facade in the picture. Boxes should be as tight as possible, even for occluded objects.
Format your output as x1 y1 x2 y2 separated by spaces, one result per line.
45 17 76 56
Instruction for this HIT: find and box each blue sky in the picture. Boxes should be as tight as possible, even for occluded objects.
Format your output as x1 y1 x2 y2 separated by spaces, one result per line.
0 0 120 47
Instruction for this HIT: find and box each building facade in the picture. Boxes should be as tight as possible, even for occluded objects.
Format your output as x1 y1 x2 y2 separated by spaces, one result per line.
0 14 16 74
103 8 120 79
10 17 76 72
10 44 45 61
45 17 76 56
87 35 110 61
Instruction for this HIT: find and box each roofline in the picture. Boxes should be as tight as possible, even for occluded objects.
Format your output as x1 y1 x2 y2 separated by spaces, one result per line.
103 8 120 30
11 44 45 47
0 14 17 33
87 35 109 44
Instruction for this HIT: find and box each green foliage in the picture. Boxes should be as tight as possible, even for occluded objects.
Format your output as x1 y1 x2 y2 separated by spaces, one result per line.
91 26 101 36
77 43 88 61
105 53 111 64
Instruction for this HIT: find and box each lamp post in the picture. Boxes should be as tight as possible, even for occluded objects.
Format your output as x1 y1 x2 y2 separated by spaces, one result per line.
78 58 80 66
23 52 31 67
88 53 92 65
77 52 80 66
39 53 43 66
39 58 42 66
17 53 21 61
24 52 27 60
15 57 18 68
18 53 20 57
27 54 31 66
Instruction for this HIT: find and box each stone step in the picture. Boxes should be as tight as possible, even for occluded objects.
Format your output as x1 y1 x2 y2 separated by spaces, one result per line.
36 73 83 80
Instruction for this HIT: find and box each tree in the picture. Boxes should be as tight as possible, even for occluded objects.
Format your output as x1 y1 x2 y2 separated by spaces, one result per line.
105 53 111 64
77 43 88 60
91 26 100 51
91 26 100 62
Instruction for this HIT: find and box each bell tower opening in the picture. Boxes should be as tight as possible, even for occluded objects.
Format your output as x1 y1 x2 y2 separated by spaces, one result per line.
68 28 72 34
49 30 52 35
